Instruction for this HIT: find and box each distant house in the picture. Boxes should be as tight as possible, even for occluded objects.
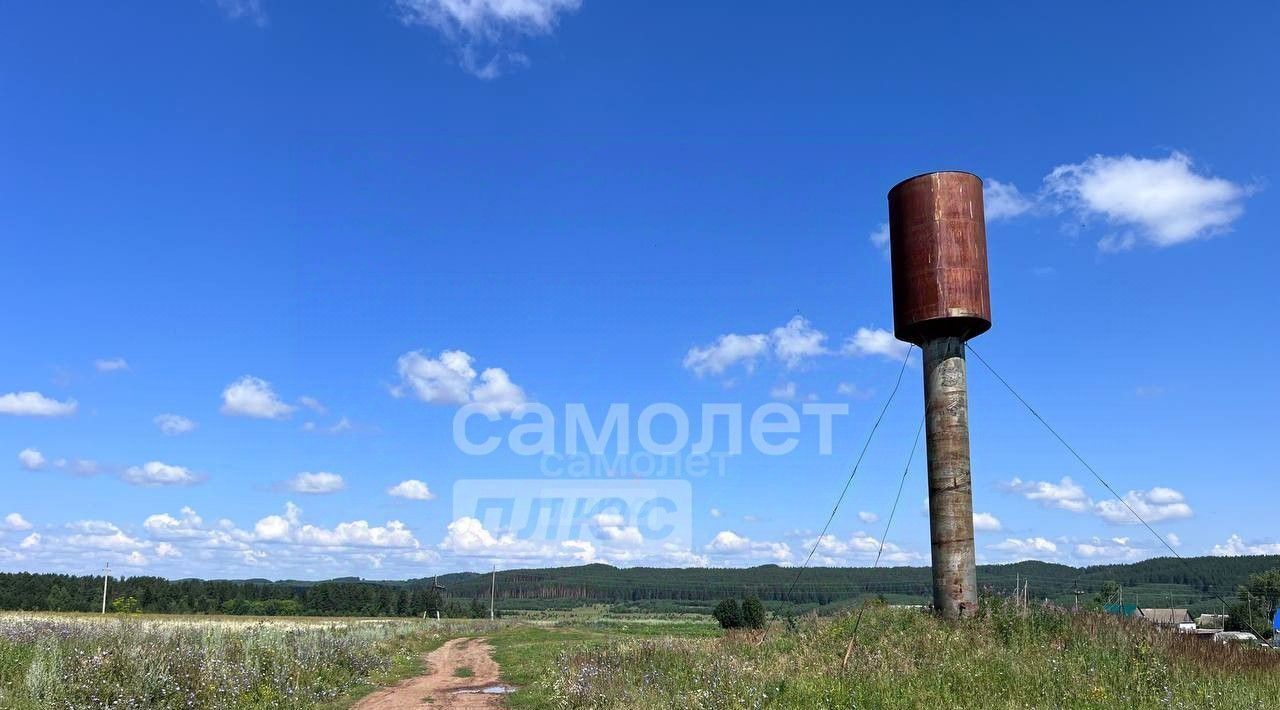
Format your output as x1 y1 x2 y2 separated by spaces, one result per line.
1196 613 1228 629
1138 608 1194 630
1103 603 1139 617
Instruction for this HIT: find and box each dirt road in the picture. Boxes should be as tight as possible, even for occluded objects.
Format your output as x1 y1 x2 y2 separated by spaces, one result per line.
352 637 511 709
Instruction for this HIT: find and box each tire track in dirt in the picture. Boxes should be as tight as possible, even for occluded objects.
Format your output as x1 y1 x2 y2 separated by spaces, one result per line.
352 637 510 709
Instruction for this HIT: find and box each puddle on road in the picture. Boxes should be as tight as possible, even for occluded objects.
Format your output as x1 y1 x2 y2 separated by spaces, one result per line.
452 685 516 696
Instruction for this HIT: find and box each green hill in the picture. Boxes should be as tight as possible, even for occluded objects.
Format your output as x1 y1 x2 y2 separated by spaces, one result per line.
3 554 1274 618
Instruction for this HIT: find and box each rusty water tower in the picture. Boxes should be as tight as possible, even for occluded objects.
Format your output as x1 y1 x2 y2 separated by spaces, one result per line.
887 171 990 619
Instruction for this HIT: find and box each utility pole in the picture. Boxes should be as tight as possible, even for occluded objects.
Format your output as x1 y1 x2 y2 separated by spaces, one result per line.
431 576 446 621
101 562 110 614
888 172 992 620
489 565 496 621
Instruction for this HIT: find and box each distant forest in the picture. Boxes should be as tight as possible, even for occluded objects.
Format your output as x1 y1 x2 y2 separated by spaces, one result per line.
1 555 1276 618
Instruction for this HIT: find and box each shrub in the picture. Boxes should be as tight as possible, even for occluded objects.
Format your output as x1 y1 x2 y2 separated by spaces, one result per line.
712 598 742 629
741 596 766 629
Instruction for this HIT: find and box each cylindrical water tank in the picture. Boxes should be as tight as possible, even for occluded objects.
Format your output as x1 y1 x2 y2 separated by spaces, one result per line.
888 171 992 345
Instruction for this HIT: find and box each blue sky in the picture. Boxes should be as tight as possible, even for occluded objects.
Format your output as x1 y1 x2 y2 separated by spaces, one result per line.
1 0 1277 580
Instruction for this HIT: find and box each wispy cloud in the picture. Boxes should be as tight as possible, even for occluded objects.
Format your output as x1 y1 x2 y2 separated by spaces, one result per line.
154 413 197 436
394 0 582 79
17 448 46 471
841 327 911 362
216 0 267 26
94 357 130 373
286 472 346 495
983 179 1034 221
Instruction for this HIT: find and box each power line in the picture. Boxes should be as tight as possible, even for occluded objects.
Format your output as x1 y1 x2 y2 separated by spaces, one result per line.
783 345 914 605
965 342 1265 637
852 415 925 638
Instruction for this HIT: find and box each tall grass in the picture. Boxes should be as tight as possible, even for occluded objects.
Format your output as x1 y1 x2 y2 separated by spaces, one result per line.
0 614 473 709
543 598 1280 709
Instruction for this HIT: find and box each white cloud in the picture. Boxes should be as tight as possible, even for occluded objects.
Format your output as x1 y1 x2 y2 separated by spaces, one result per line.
286 472 346 494
65 521 149 552
440 516 503 551
122 461 200 487
53 458 98 475
216 0 266 26
394 350 527 413
328 416 353 434
395 0 581 79
769 381 797 401
1004 476 1092 513
841 327 910 361
470 368 527 413
1094 486 1193 524
1044 152 1251 249
972 512 1003 532
298 396 326 414
869 222 890 252
0 392 77 417
17 448 45 471
220 376 296 419
1166 532 1181 548
255 514 293 542
708 507 722 518
989 537 1059 559
683 333 769 377
387 479 435 501
983 179 1034 221
857 511 879 524
254 502 418 549
437 515 610 563
154 413 197 436
2 513 32 531
770 316 828 368
143 507 206 539
836 382 873 400
688 317 915 378
94 357 130 373
19 533 40 549
590 514 644 546
805 532 920 564
67 520 119 535
294 520 416 549
704 530 791 562
705 530 751 553
1211 534 1280 557
13 503 453 575
1074 536 1144 561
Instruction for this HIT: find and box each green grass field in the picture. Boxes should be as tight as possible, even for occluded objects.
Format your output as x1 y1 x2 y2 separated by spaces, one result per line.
2 603 1278 709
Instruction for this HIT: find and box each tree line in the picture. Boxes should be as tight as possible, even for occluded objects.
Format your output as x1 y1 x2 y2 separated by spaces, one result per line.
2 555 1277 617
0 572 479 617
